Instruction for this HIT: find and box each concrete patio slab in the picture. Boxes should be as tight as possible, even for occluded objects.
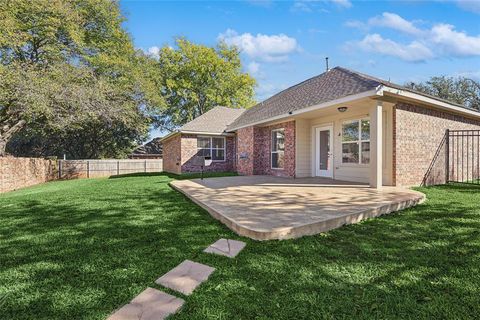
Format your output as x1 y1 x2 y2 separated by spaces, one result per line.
204 238 246 258
155 260 215 295
170 176 425 240
107 287 184 320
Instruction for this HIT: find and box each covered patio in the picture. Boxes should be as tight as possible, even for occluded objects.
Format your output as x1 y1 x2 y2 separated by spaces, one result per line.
170 176 425 240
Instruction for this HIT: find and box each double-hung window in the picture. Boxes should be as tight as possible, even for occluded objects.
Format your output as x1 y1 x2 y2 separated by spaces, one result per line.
197 136 225 161
271 129 285 169
341 118 370 164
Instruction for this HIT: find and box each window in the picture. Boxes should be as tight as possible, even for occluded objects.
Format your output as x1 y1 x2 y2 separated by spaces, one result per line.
197 136 225 161
341 119 370 164
271 129 285 169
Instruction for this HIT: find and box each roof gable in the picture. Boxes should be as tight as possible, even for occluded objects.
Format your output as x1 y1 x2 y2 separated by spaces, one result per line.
180 106 245 134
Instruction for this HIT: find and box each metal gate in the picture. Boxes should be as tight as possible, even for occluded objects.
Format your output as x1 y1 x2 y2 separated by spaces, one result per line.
446 129 480 184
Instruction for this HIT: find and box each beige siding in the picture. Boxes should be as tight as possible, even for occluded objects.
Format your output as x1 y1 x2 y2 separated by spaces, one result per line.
295 119 311 177
306 101 394 185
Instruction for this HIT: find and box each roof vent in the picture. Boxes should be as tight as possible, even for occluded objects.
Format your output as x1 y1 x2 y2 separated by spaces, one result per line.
325 57 330 72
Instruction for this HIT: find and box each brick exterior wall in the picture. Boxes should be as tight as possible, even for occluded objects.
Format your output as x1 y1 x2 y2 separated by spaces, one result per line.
0 157 58 193
394 103 480 186
181 134 236 173
162 134 182 174
236 126 255 175
236 120 296 177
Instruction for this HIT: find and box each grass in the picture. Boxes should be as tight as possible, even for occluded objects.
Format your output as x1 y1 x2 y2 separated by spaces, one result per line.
1 174 479 319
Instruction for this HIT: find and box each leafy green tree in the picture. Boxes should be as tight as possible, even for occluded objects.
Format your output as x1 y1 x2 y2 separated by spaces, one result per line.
0 0 163 157
156 38 256 132
405 76 480 110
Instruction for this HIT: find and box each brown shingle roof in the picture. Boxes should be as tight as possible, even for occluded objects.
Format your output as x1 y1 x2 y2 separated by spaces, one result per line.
227 66 474 130
180 106 245 134
227 67 382 130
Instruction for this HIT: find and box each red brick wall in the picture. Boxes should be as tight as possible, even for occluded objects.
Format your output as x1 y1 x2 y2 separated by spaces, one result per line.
253 121 296 177
0 157 58 193
181 134 235 173
236 120 296 177
236 126 255 175
394 103 480 186
162 134 182 174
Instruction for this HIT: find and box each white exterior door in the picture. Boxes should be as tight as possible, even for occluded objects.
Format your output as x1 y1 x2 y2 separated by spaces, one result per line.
315 126 333 178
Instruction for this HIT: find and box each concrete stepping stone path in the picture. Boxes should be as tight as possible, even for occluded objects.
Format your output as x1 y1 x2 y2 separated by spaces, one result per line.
204 238 246 258
107 287 184 320
155 260 215 295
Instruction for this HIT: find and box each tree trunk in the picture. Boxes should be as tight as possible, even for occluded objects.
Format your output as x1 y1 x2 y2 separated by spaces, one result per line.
0 119 26 157
0 139 6 157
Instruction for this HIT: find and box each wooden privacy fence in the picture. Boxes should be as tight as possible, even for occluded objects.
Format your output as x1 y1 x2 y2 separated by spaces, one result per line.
58 159 163 179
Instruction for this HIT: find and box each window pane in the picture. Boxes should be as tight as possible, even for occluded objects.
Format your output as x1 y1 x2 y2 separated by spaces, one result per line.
272 152 284 169
212 149 225 161
361 120 370 140
197 148 211 157
342 120 359 142
272 130 285 152
342 142 359 163
212 137 225 149
361 142 370 164
197 137 210 148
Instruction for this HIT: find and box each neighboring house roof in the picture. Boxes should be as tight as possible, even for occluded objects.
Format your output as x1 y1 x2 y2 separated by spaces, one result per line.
131 137 163 156
227 66 478 131
160 106 245 142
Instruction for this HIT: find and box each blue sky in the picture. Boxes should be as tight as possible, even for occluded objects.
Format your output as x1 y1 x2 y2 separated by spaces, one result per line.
119 0 480 138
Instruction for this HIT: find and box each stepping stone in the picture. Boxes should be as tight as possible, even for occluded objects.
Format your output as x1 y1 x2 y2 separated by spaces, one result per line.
107 287 184 320
155 260 215 295
204 238 246 258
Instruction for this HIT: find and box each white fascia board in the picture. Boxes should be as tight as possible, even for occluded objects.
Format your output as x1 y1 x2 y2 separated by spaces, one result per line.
161 130 234 142
380 86 480 119
227 89 380 132
159 131 180 142
180 130 235 136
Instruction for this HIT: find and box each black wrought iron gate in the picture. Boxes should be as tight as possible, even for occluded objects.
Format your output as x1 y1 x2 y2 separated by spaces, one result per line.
446 129 480 184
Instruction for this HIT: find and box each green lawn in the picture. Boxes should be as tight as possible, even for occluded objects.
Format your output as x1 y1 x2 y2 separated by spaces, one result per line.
1 174 479 320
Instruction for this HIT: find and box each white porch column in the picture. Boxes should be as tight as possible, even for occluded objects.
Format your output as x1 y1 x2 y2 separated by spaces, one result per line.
369 101 383 188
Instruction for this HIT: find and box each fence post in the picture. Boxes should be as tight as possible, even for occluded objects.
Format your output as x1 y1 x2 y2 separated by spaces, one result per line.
58 160 62 179
144 160 147 173
117 161 120 175
87 160 90 178
446 129 450 183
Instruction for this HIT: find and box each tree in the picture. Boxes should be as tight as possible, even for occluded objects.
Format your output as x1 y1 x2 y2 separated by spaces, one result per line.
156 38 256 132
0 0 164 157
405 76 480 110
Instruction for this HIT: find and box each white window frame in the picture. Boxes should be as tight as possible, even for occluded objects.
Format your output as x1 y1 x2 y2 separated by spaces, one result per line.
341 118 370 165
197 136 226 162
271 128 285 169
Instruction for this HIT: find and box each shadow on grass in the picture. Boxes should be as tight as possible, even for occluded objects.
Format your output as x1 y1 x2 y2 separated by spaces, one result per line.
0 175 237 320
108 171 237 180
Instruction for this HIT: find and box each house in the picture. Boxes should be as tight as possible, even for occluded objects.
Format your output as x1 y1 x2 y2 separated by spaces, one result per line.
128 137 163 159
161 106 245 174
161 67 480 187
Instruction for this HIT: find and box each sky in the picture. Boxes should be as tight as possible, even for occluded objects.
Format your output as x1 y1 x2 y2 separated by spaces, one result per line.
119 0 480 139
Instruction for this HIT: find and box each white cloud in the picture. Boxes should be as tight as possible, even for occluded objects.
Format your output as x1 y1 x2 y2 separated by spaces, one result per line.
256 82 288 100
430 23 480 56
147 46 160 57
247 61 260 75
456 0 480 14
218 29 299 62
368 12 422 35
347 12 480 62
355 34 434 62
331 0 352 8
